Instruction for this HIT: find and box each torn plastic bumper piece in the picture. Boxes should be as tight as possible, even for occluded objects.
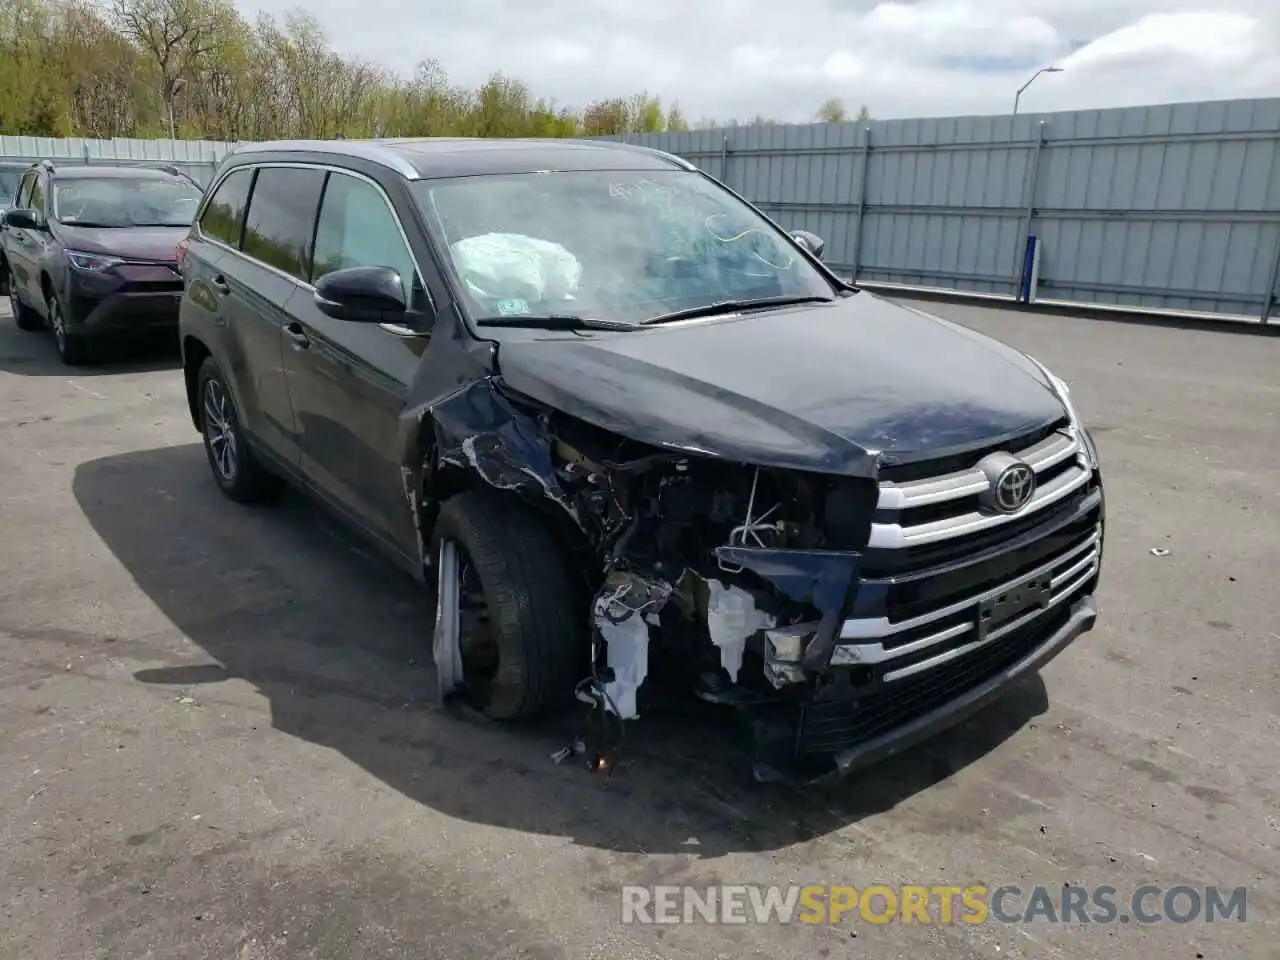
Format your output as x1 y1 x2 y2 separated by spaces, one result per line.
712 545 860 673
769 595 1099 787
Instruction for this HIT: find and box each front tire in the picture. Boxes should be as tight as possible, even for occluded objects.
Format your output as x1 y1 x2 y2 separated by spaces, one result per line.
196 356 281 503
9 285 40 332
48 291 90 365
430 490 584 721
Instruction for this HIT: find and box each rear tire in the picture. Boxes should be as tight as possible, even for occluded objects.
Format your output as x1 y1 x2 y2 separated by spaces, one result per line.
196 355 281 504
430 490 584 721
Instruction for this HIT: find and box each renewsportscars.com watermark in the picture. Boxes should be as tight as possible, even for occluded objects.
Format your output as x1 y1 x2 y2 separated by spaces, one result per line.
621 884 1249 926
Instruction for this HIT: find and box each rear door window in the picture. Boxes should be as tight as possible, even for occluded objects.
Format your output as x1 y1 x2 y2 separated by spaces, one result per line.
240 166 327 282
312 172 420 299
199 168 254 248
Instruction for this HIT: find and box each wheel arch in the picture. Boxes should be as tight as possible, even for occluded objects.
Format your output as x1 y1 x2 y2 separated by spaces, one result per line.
404 382 597 590
182 335 213 432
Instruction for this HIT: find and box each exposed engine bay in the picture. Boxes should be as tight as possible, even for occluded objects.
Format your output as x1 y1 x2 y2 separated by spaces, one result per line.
554 408 876 712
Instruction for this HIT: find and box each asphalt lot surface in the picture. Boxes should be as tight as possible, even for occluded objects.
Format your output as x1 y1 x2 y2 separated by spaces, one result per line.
0 296 1276 960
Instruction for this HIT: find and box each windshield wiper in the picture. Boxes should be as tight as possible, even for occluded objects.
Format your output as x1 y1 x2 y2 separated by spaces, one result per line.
642 295 837 325
474 314 638 331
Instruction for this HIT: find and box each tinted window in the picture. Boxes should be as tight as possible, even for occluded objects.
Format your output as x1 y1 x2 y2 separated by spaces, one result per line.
241 167 326 281
199 168 254 246
313 173 419 299
16 171 36 208
27 174 45 214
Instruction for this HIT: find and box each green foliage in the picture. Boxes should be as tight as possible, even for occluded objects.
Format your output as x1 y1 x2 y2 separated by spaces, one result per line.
813 98 872 124
0 0 872 139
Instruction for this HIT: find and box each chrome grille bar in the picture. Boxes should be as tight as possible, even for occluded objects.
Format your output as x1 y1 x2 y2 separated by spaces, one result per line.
879 556 1097 683
832 524 1101 669
876 429 1077 511
868 455 1093 549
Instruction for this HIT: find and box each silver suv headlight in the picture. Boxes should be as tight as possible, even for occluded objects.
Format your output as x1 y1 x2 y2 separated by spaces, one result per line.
1028 357 1097 468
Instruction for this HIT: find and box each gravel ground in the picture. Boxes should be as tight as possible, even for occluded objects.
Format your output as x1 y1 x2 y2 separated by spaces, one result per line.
0 296 1276 960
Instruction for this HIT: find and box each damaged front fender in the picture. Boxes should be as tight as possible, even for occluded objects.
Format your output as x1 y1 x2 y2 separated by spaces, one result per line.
427 377 585 530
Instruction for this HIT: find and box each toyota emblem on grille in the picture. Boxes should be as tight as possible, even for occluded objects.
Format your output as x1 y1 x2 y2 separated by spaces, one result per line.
976 452 1037 514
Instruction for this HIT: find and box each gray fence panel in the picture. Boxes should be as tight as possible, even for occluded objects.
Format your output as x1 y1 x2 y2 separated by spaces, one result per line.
607 97 1280 322
5 108 1278 321
0 136 235 186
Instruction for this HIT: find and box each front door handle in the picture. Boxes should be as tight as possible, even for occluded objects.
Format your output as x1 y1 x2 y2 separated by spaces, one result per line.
284 322 311 350
210 275 230 295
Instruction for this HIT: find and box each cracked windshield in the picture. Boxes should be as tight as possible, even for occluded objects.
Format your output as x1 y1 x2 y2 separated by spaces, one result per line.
52 176 203 228
414 170 835 325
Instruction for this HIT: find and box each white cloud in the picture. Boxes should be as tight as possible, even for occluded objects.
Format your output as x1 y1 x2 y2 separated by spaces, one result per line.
232 0 1280 121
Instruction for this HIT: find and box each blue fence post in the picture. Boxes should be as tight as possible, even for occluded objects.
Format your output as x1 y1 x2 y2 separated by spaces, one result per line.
1019 235 1037 303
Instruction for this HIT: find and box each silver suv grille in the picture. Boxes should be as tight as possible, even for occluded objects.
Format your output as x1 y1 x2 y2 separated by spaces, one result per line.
870 426 1092 549
834 525 1101 680
834 423 1102 681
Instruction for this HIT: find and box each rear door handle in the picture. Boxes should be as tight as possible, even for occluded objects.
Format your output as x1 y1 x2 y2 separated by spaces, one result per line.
210 275 230 295
284 322 310 350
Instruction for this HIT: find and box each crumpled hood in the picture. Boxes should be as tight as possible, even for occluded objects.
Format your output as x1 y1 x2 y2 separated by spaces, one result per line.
56 224 187 262
493 292 1068 477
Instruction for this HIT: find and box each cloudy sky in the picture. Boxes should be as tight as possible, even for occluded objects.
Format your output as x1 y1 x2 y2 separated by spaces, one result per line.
234 0 1280 122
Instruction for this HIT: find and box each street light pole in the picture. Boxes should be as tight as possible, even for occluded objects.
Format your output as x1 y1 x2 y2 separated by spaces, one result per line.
1013 66 1063 115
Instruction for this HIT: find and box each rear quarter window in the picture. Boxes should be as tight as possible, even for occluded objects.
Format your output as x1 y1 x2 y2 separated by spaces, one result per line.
199 168 254 248
240 166 327 282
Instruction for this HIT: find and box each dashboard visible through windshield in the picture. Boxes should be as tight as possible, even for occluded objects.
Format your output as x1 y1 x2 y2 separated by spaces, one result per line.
53 176 203 228
412 169 837 327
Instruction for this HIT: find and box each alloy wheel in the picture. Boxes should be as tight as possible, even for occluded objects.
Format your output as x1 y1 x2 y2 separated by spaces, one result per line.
202 379 239 482
49 296 66 353
432 538 498 707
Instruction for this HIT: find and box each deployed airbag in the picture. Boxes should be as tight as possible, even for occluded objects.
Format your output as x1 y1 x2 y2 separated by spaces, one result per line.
451 232 582 306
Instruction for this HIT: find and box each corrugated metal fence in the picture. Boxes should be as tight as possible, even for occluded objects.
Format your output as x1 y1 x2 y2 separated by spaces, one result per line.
4 97 1279 322
0 136 231 188
606 98 1280 323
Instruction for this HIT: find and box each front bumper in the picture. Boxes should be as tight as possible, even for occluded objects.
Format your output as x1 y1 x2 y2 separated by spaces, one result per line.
725 464 1104 786
815 593 1095 784
65 266 183 338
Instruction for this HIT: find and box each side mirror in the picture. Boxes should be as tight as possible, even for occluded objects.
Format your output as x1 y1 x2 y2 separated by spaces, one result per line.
4 208 40 230
791 230 825 260
314 265 407 323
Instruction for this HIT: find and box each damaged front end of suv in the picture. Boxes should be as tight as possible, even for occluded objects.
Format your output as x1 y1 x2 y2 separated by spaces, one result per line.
407 158 1104 786
419 307 1105 786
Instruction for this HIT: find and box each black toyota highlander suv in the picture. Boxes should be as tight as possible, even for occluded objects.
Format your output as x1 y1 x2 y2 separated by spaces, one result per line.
2 160 203 363
178 137 1105 785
